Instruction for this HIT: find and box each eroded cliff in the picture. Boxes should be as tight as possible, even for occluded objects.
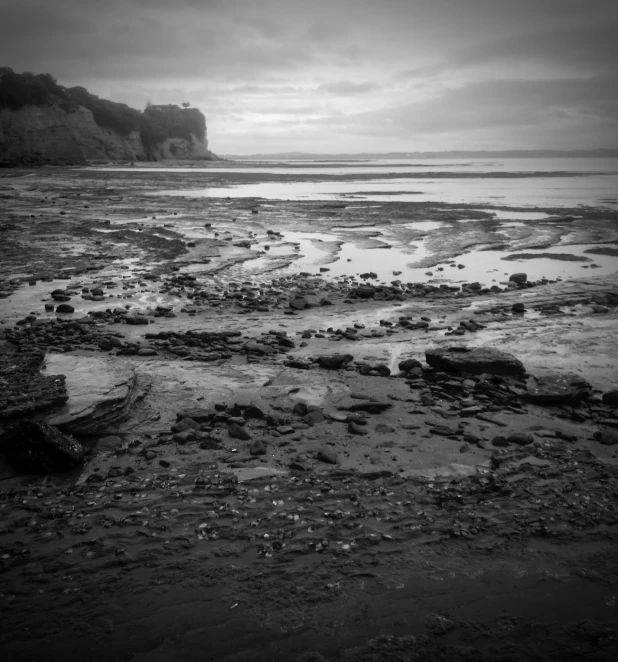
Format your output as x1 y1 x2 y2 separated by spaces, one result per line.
0 69 217 165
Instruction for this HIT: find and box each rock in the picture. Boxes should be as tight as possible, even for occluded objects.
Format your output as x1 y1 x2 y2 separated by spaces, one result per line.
249 439 267 455
0 420 83 473
509 273 528 284
355 284 376 299
526 373 591 404
594 429 618 445
289 297 309 310
173 429 196 443
491 435 510 447
137 348 157 356
228 422 251 440
317 354 354 370
348 421 369 435
398 358 423 372
176 408 212 423
292 402 308 416
303 410 325 426
243 404 265 420
171 418 200 433
125 316 149 325
512 303 525 313
508 433 534 446
317 447 337 464
602 390 618 407
55 304 75 314
348 400 393 412
425 346 526 376
97 435 123 451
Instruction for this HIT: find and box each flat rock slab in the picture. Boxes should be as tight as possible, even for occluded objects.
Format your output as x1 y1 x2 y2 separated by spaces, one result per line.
45 355 136 433
526 373 591 404
425 346 526 376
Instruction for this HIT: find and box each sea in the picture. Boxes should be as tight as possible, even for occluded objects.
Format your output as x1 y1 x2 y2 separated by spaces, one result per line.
98 157 618 209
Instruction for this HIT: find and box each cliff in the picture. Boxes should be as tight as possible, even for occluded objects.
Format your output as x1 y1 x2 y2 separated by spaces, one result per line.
0 69 217 165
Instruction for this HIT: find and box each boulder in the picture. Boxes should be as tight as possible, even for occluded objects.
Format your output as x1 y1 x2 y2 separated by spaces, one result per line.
175 408 212 423
317 354 354 370
594 429 618 445
355 285 376 299
398 358 423 372
602 390 618 407
509 273 528 284
526 373 591 405
317 447 337 464
508 433 534 446
425 346 526 376
228 422 251 441
0 420 83 473
289 297 309 310
56 304 75 314
249 439 267 455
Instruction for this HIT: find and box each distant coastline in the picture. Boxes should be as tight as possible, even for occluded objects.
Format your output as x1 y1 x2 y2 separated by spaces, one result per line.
223 148 618 161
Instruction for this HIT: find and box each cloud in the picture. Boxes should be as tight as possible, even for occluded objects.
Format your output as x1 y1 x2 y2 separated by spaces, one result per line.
317 81 382 96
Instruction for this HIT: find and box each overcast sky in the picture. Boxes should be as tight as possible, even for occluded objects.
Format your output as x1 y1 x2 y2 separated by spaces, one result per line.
2 0 617 154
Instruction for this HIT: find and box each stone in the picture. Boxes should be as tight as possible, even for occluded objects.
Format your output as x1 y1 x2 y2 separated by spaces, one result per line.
97 435 123 451
512 303 525 313
249 439 267 455
171 418 200 433
508 432 534 446
317 447 337 464
348 421 369 435
425 346 526 376
303 410 325 426
491 435 510 447
173 429 196 443
509 273 527 284
292 402 308 416
355 284 376 299
137 348 157 356
526 373 591 404
0 420 83 473
602 390 618 407
289 297 309 310
398 358 423 372
228 422 251 440
56 304 75 314
243 404 265 419
594 429 618 445
175 408 212 423
348 400 392 412
125 316 149 325
317 354 354 370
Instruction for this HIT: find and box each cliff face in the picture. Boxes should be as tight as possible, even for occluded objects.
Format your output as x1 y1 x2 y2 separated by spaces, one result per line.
0 103 215 165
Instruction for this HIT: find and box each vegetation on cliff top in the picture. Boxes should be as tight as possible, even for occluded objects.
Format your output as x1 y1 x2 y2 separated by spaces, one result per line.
0 67 206 155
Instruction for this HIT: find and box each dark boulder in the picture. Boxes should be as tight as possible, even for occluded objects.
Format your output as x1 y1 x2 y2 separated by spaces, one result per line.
56 304 75 314
355 285 376 299
425 346 526 376
602 390 618 407
317 354 354 370
509 273 528 284
0 420 83 473
398 358 423 372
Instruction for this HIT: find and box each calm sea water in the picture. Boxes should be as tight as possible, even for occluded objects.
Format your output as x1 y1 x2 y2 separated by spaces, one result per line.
97 157 618 209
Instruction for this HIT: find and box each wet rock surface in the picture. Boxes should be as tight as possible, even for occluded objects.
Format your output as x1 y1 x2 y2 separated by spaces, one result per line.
0 167 617 661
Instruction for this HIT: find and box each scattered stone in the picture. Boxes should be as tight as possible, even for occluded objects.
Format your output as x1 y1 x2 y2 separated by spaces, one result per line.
594 429 618 445
317 354 353 370
491 435 510 447
348 421 369 435
55 303 75 314
509 273 528 284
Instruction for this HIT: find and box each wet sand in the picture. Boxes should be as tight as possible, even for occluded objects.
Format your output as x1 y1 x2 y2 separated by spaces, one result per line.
1 165 618 661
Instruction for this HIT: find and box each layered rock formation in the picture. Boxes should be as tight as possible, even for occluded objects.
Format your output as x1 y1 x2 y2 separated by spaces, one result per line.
0 68 217 165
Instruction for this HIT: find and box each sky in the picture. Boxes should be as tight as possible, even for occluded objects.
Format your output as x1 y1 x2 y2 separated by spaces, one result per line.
1 0 617 154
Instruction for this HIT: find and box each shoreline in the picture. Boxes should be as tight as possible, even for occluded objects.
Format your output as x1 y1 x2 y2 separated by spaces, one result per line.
1 166 618 661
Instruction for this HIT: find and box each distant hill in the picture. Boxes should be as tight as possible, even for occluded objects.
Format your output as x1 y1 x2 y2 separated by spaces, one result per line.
0 68 218 166
224 149 618 160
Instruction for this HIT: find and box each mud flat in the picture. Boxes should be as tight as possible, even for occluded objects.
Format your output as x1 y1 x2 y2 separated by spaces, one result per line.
1 166 618 661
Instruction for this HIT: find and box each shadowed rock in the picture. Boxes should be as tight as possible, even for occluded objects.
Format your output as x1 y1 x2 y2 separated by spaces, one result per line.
526 373 591 404
0 420 83 473
425 346 526 376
